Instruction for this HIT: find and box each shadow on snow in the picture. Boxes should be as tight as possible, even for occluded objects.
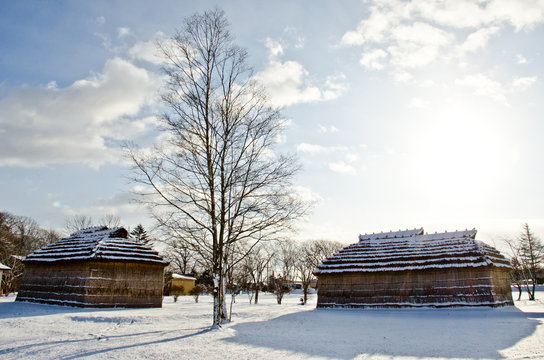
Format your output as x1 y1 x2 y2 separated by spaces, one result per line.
0 300 148 320
0 328 212 359
224 306 540 359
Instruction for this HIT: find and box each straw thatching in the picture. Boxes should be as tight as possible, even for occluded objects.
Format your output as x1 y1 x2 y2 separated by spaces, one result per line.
16 226 168 308
313 228 513 308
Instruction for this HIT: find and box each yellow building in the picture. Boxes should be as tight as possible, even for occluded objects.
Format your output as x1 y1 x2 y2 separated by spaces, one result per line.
0 262 11 295
171 274 196 295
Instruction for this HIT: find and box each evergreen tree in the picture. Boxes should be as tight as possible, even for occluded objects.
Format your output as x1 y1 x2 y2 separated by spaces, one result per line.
130 224 151 245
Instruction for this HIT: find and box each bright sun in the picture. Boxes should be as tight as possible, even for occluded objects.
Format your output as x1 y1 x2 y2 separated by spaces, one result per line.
410 98 507 210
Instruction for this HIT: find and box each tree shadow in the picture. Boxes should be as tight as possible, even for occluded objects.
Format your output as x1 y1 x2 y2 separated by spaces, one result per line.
224 307 541 359
0 328 211 359
60 328 212 360
0 300 143 320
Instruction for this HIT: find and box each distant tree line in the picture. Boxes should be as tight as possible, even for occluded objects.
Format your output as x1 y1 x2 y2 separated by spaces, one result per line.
160 235 343 309
0 211 61 294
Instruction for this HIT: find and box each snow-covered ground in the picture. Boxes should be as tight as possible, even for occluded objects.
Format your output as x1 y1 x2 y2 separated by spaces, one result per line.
1 289 543 360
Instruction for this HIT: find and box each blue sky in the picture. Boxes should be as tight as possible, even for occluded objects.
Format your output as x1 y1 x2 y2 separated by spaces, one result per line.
1 0 543 247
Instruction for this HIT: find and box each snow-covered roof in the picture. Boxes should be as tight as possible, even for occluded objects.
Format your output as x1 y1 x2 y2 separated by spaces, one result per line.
23 226 168 265
359 228 424 241
314 228 511 275
172 274 196 280
0 262 11 270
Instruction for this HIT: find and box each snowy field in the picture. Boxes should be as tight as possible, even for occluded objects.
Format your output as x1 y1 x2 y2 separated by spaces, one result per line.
1 289 544 360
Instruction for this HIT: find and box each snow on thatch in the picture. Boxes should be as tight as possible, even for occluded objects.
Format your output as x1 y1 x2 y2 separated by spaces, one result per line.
314 228 513 308
23 226 167 265
315 229 510 274
16 227 168 308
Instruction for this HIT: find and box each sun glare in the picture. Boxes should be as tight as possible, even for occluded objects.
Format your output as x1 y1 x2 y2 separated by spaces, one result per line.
411 100 504 209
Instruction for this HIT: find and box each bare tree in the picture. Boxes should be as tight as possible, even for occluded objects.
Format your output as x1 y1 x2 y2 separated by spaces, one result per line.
64 215 94 234
295 239 343 305
505 223 544 301
189 284 206 303
64 214 122 235
519 224 543 300
240 242 274 304
0 212 60 294
270 240 298 304
127 8 307 326
99 214 122 228
165 238 195 275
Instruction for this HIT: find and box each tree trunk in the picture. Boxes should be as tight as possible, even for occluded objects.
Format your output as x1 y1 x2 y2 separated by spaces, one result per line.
212 272 222 327
221 262 229 322
228 293 235 322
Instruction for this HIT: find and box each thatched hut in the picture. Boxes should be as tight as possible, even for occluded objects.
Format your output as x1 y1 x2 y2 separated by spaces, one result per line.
314 228 513 308
16 226 168 308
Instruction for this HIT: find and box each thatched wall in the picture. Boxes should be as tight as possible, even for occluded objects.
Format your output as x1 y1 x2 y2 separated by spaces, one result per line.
317 266 513 308
16 261 165 308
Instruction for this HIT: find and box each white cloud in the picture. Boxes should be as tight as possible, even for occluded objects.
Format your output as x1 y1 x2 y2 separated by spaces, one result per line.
455 73 506 103
516 54 528 64
91 190 137 209
487 0 544 31
345 153 359 163
59 187 151 229
511 76 538 91
279 118 293 128
408 97 430 109
283 27 306 49
129 40 162 65
328 161 357 175
455 73 538 103
256 60 347 107
392 22 452 47
117 27 132 39
296 143 350 155
94 16 106 25
318 125 339 134
341 0 544 75
264 37 284 58
0 58 159 168
388 22 453 68
257 35 348 107
291 185 322 203
324 73 349 100
457 26 500 55
360 49 388 70
274 133 287 144
341 6 398 46
296 143 329 154
413 0 544 30
391 70 413 83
